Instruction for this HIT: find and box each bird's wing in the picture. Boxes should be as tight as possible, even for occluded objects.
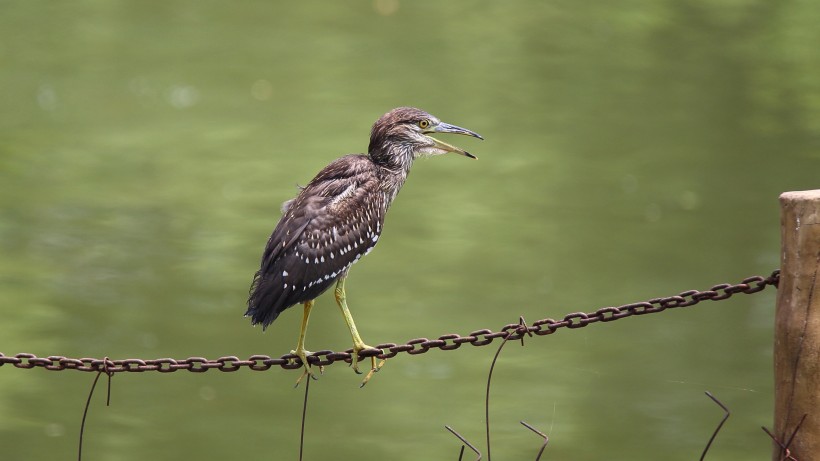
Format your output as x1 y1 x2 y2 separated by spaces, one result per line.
276 175 385 293
248 156 386 327
292 176 386 284
264 155 383 268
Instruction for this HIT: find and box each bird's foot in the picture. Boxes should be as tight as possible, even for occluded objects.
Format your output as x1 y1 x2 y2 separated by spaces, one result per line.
291 348 323 388
351 343 385 388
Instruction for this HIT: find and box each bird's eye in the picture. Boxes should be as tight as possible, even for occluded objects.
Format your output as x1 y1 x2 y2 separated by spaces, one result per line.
418 119 430 129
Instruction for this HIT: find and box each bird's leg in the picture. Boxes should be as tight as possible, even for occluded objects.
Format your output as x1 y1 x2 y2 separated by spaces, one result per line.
291 300 322 387
334 276 385 386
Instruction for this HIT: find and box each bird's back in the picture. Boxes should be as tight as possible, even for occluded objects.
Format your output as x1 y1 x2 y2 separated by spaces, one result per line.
246 154 390 328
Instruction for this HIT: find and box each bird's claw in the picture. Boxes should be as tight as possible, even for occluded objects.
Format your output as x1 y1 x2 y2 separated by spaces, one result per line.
293 368 323 388
351 344 385 387
291 348 323 388
359 359 386 388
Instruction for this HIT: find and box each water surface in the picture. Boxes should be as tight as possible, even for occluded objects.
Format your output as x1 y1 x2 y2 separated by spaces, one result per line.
2 2 818 460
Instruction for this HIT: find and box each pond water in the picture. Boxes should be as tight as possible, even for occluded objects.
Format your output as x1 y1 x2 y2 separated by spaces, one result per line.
2 2 819 460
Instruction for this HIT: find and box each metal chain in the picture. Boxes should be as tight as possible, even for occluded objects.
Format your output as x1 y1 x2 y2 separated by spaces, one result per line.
0 270 780 374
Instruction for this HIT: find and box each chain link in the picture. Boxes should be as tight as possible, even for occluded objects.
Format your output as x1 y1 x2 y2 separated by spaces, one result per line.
0 270 779 374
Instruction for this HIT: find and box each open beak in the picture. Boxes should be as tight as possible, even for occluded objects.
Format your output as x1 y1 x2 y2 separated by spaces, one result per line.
428 122 483 159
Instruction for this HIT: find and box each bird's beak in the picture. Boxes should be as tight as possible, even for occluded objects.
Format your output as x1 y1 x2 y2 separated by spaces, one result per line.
428 122 483 159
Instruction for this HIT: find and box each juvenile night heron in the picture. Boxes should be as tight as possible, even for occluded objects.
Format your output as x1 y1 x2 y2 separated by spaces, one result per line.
246 107 482 386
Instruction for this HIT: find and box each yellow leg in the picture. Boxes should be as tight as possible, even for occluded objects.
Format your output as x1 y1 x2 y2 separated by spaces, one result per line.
334 276 385 387
291 300 322 386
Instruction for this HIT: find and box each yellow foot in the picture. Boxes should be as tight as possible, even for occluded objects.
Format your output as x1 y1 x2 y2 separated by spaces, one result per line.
351 343 386 388
291 348 323 388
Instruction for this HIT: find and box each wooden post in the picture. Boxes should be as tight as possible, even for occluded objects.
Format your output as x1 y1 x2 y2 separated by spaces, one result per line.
774 190 820 459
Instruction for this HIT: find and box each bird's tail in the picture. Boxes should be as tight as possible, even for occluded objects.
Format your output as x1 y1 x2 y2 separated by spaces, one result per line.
245 270 286 330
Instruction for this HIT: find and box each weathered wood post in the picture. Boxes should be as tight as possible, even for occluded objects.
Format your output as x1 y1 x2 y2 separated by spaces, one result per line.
774 190 820 459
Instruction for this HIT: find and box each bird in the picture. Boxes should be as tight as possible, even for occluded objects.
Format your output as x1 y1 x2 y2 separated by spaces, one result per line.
245 107 483 386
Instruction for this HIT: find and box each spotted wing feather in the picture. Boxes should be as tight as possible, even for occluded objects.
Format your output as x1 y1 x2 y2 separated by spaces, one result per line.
246 155 387 329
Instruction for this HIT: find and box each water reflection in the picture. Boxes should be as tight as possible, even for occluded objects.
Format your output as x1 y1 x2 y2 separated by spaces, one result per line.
1 1 816 460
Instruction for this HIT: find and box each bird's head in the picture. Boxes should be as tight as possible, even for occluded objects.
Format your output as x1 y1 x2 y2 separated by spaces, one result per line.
368 107 483 169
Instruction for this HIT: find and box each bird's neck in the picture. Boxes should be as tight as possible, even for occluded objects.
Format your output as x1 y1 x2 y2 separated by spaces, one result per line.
369 143 415 172
369 145 414 206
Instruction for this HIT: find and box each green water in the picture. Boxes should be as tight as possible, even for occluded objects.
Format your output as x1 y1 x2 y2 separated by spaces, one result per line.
2 1 818 460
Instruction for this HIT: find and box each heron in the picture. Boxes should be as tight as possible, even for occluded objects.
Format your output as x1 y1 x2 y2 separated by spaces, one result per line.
246 107 483 386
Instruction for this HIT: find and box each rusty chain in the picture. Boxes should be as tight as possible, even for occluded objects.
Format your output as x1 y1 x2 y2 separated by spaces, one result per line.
0 270 780 374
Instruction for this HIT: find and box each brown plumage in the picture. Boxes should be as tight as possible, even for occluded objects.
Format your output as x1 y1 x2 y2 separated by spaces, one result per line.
246 154 389 327
245 107 482 385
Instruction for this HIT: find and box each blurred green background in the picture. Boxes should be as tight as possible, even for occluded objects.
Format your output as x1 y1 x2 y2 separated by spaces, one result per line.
1 1 818 460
